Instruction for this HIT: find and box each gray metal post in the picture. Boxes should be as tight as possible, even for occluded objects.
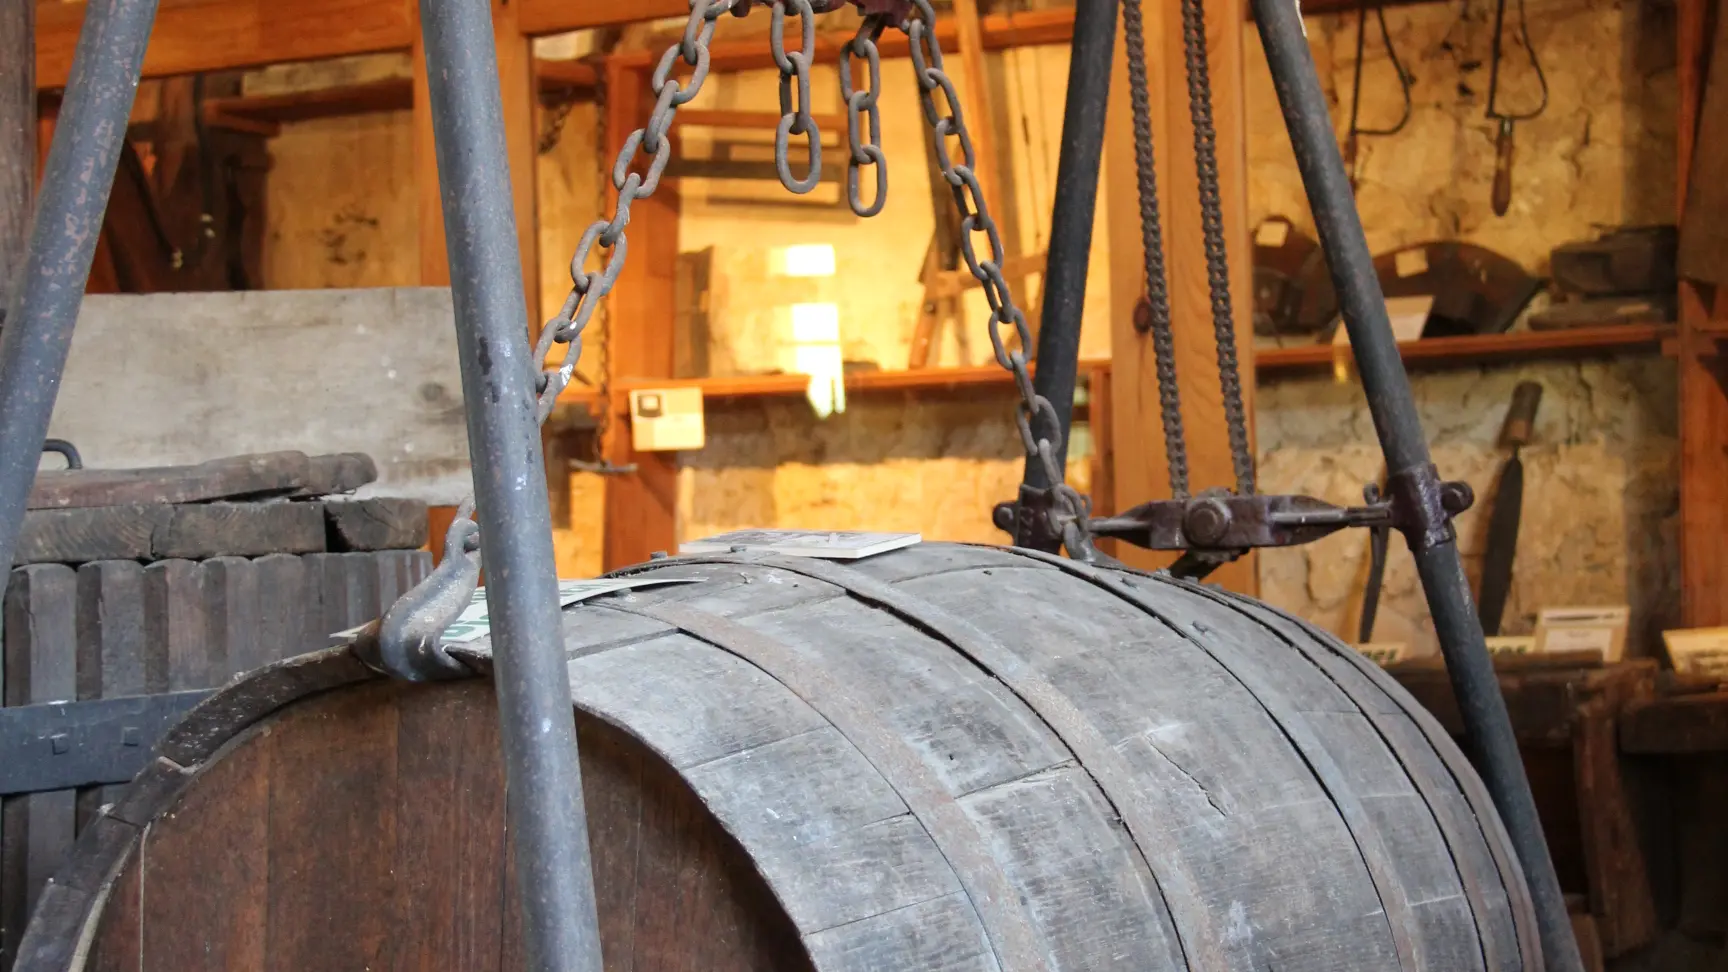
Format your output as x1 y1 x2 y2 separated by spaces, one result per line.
1023 0 1115 492
416 1 605 970
0 0 160 583
1248 1 1583 970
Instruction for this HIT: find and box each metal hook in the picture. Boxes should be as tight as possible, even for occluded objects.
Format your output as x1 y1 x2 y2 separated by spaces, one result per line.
352 504 481 681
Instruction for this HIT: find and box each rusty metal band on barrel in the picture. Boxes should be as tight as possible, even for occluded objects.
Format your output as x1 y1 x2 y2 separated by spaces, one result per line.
605 596 1052 972
997 548 1424 971
612 552 1228 970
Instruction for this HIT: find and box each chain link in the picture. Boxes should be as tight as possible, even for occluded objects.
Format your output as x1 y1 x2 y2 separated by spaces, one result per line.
1179 0 1256 496
903 0 1092 548
1121 0 1189 500
534 0 734 429
771 0 823 194
839 16 888 216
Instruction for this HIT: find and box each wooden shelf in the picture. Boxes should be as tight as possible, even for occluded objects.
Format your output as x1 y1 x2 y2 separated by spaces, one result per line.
1255 323 1675 377
559 325 1671 415
559 360 1111 412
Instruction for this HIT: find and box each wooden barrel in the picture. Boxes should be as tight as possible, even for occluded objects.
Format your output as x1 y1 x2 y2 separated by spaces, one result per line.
15 542 1538 972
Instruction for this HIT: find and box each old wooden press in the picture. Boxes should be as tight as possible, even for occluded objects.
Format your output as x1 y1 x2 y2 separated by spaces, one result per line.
0 0 1579 970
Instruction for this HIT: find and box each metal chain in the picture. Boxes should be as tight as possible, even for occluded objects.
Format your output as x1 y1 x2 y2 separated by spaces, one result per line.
903 0 1093 549
771 0 823 194
1121 0 1190 500
1179 0 1256 495
534 0 733 429
840 16 889 216
581 66 634 473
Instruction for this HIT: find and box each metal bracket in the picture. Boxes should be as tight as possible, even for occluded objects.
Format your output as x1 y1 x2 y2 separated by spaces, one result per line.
1087 478 1474 580
0 690 212 797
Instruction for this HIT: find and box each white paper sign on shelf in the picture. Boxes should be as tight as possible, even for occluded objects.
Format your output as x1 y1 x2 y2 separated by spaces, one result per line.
1534 605 1630 661
332 577 701 643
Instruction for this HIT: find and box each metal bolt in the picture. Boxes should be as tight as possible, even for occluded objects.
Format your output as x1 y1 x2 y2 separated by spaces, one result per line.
122 727 142 748
1183 497 1233 546
50 733 69 755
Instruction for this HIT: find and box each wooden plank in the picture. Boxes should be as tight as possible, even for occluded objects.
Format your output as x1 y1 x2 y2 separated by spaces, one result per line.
144 560 220 691
1622 692 1728 753
325 498 430 552
73 561 153 826
263 684 398 972
202 558 265 677
1103 0 1254 592
517 0 684 35
253 554 310 660
138 718 269 972
154 502 327 560
1679 5 1728 285
1 565 78 971
13 505 170 565
1572 705 1657 957
294 452 378 498
35 0 414 89
27 452 313 510
602 60 679 571
1 0 32 302
391 680 506 972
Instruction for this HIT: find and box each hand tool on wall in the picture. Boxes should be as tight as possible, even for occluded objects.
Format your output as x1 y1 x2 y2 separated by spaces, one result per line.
1343 0 1412 191
1476 381 1543 636
1486 0 1548 216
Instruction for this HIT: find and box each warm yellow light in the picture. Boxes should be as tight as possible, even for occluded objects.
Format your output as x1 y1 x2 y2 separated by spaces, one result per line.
779 244 837 278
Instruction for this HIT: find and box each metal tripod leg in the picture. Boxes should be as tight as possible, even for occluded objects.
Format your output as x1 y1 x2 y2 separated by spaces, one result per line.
1248 1 1582 970
0 0 162 603
416 1 604 969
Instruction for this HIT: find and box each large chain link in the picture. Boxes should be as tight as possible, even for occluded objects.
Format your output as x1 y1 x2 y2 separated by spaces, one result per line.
903 0 1092 549
1179 0 1255 496
839 17 889 217
771 0 823 194
1121 0 1190 500
534 0 735 427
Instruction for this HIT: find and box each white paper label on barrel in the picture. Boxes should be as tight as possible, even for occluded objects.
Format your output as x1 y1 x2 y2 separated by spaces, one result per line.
331 577 702 643
680 529 922 559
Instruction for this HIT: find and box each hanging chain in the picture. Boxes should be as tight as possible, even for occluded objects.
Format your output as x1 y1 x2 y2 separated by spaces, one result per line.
1179 0 1255 496
771 0 824 193
904 0 1094 553
1121 0 1189 500
840 16 889 217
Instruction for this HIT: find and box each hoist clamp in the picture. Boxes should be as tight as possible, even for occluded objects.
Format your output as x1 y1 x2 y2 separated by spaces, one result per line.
1079 468 1474 580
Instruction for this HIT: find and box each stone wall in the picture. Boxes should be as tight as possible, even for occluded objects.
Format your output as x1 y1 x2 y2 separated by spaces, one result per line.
1257 354 1680 657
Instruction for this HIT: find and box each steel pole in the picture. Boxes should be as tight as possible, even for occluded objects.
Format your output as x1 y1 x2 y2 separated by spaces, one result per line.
1248 2 1582 970
1023 0 1115 493
0 0 159 580
416 2 604 970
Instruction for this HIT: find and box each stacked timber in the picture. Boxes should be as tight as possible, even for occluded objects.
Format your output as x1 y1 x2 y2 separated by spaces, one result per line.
1 451 432 970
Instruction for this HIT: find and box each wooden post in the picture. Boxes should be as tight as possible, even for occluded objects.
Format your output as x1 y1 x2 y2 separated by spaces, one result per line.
1677 0 1728 628
0 0 34 305
600 60 678 571
1103 0 1256 593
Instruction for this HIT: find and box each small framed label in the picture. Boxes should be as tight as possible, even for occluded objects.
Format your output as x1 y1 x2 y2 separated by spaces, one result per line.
332 577 700 644
631 387 706 452
1663 627 1728 677
1485 635 1538 657
1534 606 1629 662
680 529 922 560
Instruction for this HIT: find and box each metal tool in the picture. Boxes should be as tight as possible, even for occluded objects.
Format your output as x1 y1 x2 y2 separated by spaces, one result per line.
1357 471 1390 644
1477 381 1543 636
1486 0 1548 216
1343 0 1412 191
39 439 82 470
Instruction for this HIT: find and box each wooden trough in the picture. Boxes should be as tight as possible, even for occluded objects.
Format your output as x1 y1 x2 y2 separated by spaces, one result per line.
14 542 1538 971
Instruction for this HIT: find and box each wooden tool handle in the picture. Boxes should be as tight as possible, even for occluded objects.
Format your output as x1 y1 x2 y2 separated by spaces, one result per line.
1491 118 1515 216
1500 380 1544 448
